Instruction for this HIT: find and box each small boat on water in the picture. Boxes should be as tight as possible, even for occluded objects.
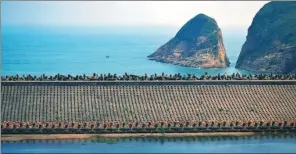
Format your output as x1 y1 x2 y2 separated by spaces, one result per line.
106 56 110 58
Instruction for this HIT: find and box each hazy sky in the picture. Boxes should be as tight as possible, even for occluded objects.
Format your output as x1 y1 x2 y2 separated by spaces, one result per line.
2 1 268 30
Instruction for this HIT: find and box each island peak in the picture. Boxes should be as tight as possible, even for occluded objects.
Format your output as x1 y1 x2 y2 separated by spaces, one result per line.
148 13 230 68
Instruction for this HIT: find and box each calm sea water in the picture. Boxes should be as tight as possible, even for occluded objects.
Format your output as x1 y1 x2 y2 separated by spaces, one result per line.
2 135 296 153
2 25 250 76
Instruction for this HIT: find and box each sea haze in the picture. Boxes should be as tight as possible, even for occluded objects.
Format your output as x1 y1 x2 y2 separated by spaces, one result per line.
2 25 249 76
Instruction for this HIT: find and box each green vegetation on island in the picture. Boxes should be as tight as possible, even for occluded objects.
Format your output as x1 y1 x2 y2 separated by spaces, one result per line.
236 2 296 74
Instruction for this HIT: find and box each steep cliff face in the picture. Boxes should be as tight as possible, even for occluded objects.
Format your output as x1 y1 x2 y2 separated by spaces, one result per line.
148 14 230 68
236 2 296 73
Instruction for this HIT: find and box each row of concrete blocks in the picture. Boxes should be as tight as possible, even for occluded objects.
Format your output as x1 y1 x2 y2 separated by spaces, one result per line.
3 81 296 86
2 126 296 134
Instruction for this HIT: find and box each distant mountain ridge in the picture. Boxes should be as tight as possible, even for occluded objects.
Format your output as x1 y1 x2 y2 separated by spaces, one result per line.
148 13 230 68
236 2 296 73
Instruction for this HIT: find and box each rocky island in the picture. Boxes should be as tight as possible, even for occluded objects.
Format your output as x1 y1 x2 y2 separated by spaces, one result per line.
236 2 296 74
148 14 230 68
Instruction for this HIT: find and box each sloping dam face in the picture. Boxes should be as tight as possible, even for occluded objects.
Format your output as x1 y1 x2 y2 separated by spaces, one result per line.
2 81 296 123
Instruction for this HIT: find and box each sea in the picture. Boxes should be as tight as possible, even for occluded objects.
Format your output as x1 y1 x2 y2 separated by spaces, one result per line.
2 25 250 76
2 135 296 153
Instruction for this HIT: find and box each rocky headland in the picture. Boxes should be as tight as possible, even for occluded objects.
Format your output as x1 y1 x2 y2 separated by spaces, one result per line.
236 2 296 74
147 14 230 68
